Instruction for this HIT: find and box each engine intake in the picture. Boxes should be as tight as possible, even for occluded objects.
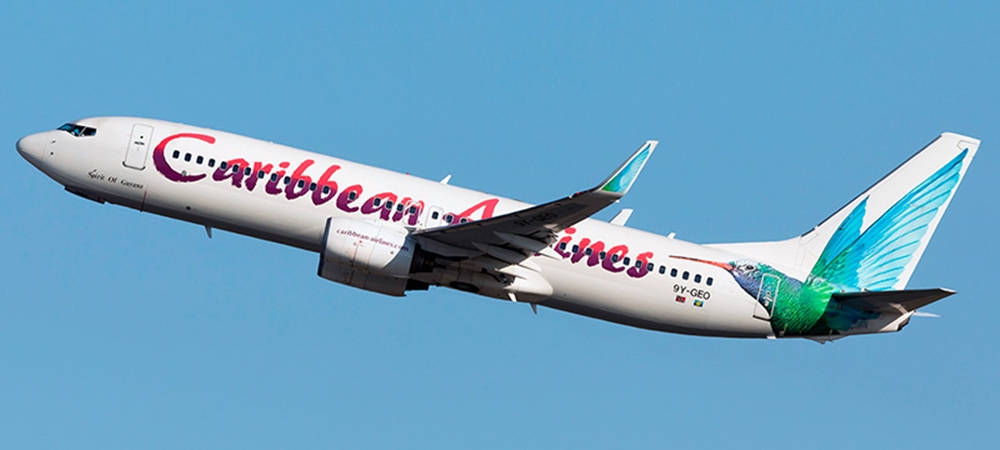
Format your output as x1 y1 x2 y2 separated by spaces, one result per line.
318 218 417 296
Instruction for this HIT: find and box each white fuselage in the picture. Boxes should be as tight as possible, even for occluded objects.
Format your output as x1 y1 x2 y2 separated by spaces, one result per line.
17 117 773 338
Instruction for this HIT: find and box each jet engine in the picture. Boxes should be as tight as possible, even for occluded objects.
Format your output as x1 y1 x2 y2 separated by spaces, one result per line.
318 218 426 296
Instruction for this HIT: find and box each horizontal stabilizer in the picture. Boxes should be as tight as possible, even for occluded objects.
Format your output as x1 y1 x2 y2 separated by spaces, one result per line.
831 288 955 313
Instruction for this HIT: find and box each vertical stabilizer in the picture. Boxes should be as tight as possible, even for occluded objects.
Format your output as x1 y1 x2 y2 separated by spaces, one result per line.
709 132 979 290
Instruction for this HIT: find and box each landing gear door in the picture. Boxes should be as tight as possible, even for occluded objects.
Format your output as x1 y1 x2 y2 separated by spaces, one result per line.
753 273 780 320
124 124 154 170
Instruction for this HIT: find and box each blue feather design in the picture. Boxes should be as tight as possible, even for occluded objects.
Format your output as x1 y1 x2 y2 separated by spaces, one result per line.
601 142 653 194
809 149 967 291
811 197 867 279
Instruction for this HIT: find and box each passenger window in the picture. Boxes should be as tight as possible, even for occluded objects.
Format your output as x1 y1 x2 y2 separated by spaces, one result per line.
706 277 713 286
623 257 631 265
682 271 690 280
220 161 228 170
385 201 394 210
599 251 607 260
659 265 666 274
647 262 654 271
585 248 592 256
572 245 579 253
694 274 702 283
612 254 620 262
431 211 440 220
172 150 180 159
196 156 204 164
409 206 417 214
396 204 404 212
244 167 252 176
283 176 291 184
270 174 278 182
460 217 469 224
373 198 382 207
310 182 317 191
258 171 266 179
670 268 678 277
297 180 305 188
444 214 453 223
348 191 357 200
322 186 330 194
184 153 192 162
208 159 216 167
559 242 567 250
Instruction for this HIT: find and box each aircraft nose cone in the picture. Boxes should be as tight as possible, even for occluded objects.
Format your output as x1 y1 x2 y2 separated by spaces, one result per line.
16 136 27 158
16 133 47 164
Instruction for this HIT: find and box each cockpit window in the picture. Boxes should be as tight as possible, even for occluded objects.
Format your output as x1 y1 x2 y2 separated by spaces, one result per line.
57 123 97 137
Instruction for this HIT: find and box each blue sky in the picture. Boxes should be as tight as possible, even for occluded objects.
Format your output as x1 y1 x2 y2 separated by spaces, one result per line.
3 1 999 449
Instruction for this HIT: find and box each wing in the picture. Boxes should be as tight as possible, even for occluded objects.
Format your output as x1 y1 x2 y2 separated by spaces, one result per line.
413 140 657 257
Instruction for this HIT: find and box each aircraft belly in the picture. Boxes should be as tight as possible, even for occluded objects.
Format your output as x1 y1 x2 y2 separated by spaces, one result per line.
540 262 771 337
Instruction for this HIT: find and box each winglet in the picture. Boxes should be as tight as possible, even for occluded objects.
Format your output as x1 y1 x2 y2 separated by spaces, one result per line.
598 140 658 196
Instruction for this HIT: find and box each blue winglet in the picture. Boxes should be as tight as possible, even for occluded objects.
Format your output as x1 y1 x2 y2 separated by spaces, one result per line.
600 140 658 195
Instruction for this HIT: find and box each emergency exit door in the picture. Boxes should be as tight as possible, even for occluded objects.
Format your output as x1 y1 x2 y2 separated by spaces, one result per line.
123 124 154 169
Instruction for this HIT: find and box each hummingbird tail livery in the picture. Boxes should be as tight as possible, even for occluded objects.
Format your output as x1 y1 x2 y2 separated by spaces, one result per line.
16 118 979 341
706 132 978 340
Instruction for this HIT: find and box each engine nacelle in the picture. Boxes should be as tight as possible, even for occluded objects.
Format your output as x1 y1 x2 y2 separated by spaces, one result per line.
318 218 418 296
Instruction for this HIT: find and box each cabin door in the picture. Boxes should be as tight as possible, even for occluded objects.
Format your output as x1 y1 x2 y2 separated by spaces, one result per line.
423 206 445 228
123 124 154 170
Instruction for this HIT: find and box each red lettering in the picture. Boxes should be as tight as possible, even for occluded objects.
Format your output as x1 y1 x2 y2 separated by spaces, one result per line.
153 133 215 183
285 159 314 200
391 198 424 225
554 227 576 258
603 245 628 273
265 161 290 195
570 238 592 264
159 147 665 280
312 165 341 205
336 184 363 212
584 241 605 267
213 158 250 188
627 252 654 278
455 198 499 220
392 197 423 224
361 192 397 220
244 161 273 192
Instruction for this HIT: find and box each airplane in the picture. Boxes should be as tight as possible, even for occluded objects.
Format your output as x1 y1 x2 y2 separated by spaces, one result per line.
16 117 979 342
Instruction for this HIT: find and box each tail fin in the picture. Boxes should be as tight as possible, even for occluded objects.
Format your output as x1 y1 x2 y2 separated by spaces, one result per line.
709 132 979 290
